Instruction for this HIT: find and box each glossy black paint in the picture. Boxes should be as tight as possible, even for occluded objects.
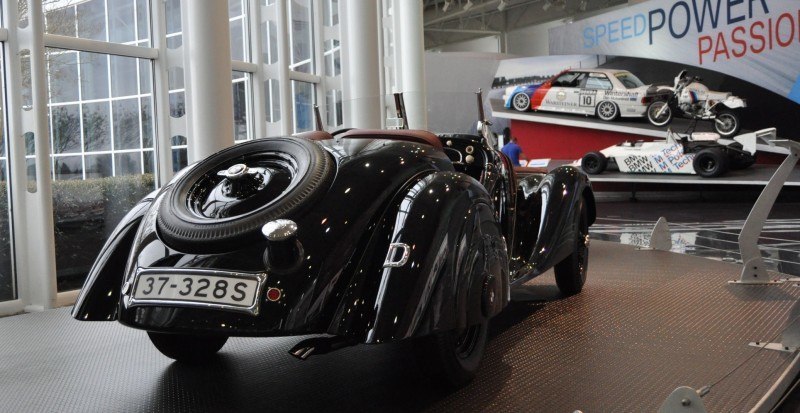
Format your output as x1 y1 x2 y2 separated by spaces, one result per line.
73 133 594 344
72 199 152 321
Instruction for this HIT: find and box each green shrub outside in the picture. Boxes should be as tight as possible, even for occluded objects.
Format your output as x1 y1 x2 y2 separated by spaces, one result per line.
0 173 155 297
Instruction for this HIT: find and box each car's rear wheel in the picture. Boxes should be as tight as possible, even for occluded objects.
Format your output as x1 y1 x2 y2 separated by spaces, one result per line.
596 101 619 121
553 199 589 296
157 137 333 253
581 151 607 175
512 93 530 112
414 318 489 388
730 153 756 170
693 148 729 177
647 101 673 127
714 109 740 138
148 332 228 363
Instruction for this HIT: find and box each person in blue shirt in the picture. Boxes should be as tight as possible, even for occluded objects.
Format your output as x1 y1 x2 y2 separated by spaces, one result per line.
501 136 525 166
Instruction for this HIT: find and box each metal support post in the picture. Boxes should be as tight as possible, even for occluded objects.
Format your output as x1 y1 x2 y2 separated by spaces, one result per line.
749 299 800 353
396 0 427 130
657 386 709 413
185 0 235 162
639 216 671 251
276 0 293 134
151 0 175 186
341 0 382 128
731 141 800 285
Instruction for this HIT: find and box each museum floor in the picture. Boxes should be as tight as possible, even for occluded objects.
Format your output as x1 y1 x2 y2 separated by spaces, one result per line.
2 239 799 412
1 195 799 412
592 196 800 277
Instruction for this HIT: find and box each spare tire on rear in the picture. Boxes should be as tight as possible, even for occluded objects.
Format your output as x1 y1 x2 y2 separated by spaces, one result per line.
157 137 333 253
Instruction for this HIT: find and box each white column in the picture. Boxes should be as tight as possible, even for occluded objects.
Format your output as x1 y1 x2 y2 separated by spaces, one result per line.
276 0 293 135
185 0 235 162
249 0 267 140
342 0 381 128
396 0 427 130
4 0 58 311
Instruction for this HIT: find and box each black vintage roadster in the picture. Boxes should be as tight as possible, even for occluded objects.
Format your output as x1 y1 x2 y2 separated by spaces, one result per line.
73 111 595 386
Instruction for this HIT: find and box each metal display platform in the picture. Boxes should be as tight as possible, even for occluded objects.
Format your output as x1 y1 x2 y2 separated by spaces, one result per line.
0 241 798 412
586 164 800 187
491 100 791 157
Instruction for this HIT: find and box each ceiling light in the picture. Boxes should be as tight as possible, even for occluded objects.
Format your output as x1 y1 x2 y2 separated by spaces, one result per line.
497 0 508 11
542 0 552 11
442 0 452 12
463 0 474 11
579 0 588 11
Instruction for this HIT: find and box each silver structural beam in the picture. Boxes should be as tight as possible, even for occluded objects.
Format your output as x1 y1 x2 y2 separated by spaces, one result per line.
424 28 502 35
732 141 800 284
151 0 175 186
397 0 428 129
341 0 382 128
276 0 293 134
43 34 158 59
248 0 267 141
185 0 235 162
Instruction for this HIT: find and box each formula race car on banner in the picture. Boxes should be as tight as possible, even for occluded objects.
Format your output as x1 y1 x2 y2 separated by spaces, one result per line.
579 128 774 178
72 93 595 388
503 68 658 121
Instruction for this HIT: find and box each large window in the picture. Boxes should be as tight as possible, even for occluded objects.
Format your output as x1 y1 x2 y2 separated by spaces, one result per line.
44 0 151 47
46 49 156 292
292 80 315 133
289 0 313 73
1 0 343 308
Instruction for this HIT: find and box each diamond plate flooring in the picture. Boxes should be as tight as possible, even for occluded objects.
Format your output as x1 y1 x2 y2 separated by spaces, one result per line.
0 241 797 412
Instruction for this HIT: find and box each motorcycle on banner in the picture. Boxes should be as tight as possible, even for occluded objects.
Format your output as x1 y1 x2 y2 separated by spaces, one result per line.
647 70 746 138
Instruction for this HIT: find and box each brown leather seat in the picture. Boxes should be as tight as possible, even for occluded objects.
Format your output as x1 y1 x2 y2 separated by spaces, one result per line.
295 130 333 141
514 166 548 174
338 129 443 150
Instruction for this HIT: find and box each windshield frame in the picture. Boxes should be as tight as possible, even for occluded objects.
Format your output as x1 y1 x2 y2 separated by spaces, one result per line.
614 72 646 89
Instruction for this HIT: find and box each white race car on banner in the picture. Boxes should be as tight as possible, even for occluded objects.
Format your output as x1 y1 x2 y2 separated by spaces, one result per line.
503 68 659 121
578 128 775 178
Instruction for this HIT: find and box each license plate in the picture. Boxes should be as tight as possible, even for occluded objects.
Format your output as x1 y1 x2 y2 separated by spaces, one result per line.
130 269 266 315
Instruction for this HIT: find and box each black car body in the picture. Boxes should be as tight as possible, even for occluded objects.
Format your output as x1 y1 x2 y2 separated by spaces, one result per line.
73 127 595 384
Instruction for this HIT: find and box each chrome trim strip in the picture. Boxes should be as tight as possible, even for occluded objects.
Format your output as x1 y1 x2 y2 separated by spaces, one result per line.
127 268 268 316
383 243 411 268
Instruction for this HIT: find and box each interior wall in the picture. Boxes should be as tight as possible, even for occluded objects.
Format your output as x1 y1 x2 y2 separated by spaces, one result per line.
505 20 561 57
431 35 500 53
425 52 505 134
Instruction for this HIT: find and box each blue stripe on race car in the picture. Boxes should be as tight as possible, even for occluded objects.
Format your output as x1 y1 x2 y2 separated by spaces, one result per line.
504 84 542 108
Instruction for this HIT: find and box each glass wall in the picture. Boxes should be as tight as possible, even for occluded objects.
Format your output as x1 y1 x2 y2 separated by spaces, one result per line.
44 0 151 47
46 48 156 292
0 0 343 307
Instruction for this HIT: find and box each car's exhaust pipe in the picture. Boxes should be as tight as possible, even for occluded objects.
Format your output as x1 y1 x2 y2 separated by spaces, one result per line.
288 336 357 360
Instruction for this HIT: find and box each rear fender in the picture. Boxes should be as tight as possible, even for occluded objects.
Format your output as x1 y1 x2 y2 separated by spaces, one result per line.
721 97 746 109
515 166 592 281
71 198 152 320
331 172 509 344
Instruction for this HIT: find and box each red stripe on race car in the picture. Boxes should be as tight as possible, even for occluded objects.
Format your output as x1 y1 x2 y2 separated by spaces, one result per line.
530 83 551 110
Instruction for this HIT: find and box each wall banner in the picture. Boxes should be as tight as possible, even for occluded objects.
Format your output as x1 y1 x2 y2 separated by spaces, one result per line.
549 0 800 103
